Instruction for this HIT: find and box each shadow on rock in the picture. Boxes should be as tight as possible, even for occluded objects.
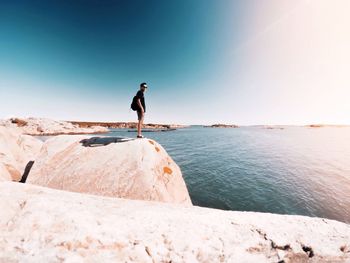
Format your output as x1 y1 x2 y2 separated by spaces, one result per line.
80 137 134 147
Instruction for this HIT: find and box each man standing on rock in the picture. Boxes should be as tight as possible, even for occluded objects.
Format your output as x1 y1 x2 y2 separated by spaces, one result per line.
131 82 147 138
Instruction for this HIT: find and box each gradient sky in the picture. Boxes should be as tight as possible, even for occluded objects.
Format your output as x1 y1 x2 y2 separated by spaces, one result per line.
1 0 349 125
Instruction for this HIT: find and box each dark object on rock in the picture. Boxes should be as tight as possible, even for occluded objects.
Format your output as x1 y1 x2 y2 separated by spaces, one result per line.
19 161 35 183
10 118 28 127
340 245 350 253
80 137 134 147
302 245 314 257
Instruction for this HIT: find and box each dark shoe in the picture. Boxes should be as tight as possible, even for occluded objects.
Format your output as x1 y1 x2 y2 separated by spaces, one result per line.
137 135 144 138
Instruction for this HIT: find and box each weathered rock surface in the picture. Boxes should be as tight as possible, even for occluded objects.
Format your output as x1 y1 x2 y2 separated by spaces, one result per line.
0 126 43 181
28 135 191 205
0 117 109 135
0 182 349 263
0 163 12 182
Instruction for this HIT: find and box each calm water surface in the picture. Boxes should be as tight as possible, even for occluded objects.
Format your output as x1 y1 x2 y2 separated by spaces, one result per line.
103 126 350 223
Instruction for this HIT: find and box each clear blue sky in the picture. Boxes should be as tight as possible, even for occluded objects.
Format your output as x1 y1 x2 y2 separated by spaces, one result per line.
1 0 349 125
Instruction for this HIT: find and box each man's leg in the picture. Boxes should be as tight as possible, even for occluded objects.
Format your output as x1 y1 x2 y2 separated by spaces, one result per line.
137 111 144 137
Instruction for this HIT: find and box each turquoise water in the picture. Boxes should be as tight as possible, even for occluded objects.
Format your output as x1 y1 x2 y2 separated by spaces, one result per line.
104 126 350 223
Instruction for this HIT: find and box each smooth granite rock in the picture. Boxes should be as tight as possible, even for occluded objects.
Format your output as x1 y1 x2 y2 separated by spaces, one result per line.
28 135 192 205
0 126 43 181
0 182 349 263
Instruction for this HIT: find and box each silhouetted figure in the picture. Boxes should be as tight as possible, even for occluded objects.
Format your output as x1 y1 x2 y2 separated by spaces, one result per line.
131 82 148 138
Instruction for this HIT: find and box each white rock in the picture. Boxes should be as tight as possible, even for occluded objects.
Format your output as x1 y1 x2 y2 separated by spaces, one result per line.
0 126 43 181
28 135 192 205
0 163 12 182
0 117 109 135
0 182 349 263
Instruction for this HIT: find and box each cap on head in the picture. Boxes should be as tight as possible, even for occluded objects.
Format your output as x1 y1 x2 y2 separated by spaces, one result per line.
140 82 147 88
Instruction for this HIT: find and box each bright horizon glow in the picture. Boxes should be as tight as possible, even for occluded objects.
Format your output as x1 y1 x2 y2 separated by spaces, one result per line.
0 0 349 125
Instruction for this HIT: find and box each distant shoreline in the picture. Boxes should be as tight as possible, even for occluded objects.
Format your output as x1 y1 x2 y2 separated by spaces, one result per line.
203 124 239 128
2 118 349 137
69 121 189 130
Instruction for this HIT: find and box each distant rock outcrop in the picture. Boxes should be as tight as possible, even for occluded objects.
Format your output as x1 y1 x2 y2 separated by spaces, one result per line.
28 135 192 205
71 120 189 130
0 126 43 182
0 117 109 135
204 124 239 128
1 182 349 262
306 124 350 128
262 125 285 130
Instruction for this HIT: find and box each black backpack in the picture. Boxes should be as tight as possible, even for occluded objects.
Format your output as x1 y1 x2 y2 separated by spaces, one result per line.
131 96 138 111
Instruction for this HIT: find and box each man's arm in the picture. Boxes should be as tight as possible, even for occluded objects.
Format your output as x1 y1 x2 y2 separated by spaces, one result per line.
137 99 144 113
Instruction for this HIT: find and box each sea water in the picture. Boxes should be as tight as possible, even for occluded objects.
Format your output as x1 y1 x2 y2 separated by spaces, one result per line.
105 126 350 223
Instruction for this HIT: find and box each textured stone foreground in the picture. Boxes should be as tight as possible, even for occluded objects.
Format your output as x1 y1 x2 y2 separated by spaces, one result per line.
1 182 350 263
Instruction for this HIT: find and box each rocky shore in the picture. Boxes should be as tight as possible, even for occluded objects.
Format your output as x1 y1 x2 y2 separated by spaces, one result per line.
70 120 189 130
1 182 350 262
0 121 349 262
204 124 239 128
1 118 109 135
0 117 189 135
